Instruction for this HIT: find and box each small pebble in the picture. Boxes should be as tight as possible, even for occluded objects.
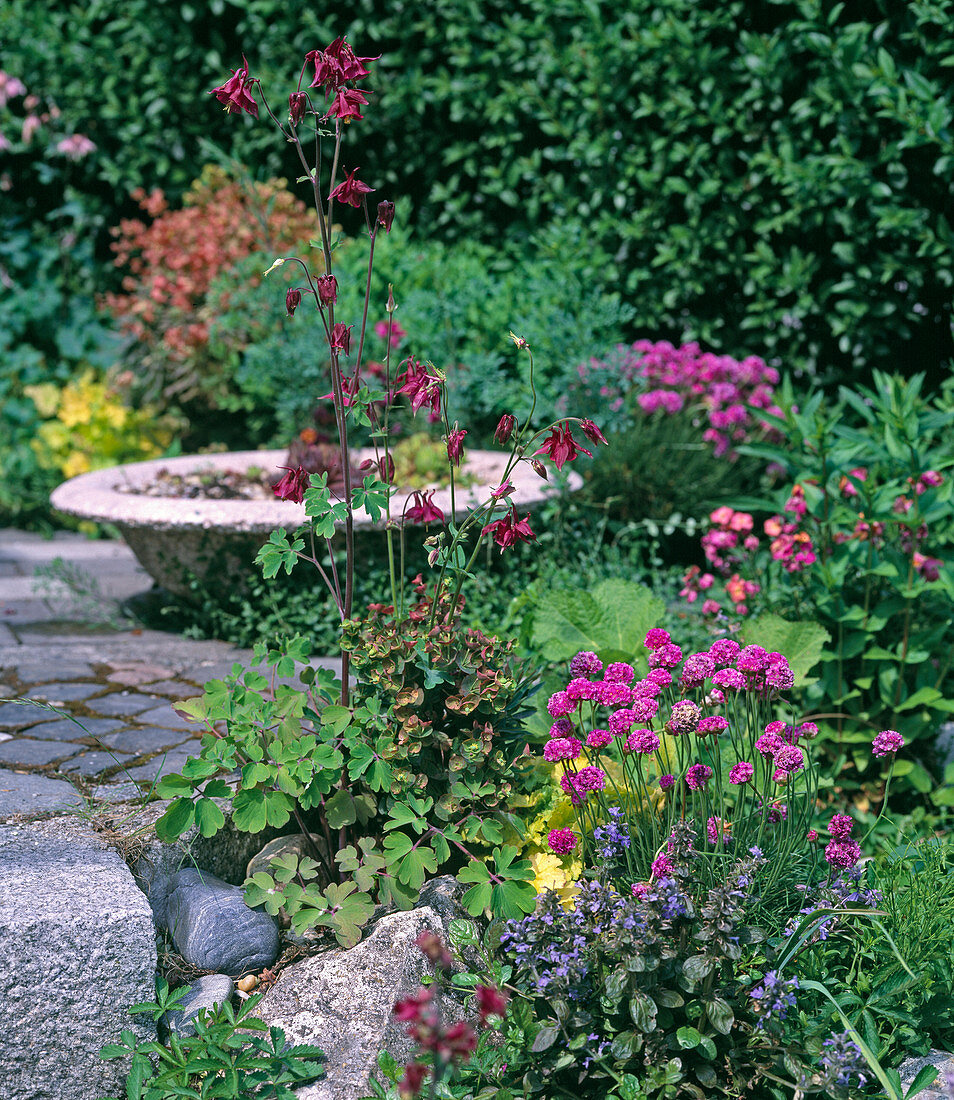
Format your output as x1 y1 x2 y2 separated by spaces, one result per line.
236 974 259 992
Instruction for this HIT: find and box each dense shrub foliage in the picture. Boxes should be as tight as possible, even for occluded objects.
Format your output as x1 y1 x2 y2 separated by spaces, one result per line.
2 0 951 383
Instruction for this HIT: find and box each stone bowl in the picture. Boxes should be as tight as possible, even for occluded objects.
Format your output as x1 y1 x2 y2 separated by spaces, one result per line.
50 449 578 599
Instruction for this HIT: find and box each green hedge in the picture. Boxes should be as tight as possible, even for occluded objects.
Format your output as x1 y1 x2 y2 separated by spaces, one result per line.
3 0 952 385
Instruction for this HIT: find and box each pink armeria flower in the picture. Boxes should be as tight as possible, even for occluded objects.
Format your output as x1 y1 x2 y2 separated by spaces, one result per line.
658 774 675 790
729 761 754 785
774 745 804 773
549 719 573 738
605 662 635 683
685 763 713 790
712 668 746 691
546 691 575 718
797 721 819 740
608 708 637 735
736 645 769 673
646 668 673 687
586 728 613 749
630 696 659 723
649 643 682 669
680 653 715 687
644 628 671 650
570 651 603 677
755 732 784 757
807 828 819 842
547 828 578 854
624 728 660 754
709 638 741 666
632 882 651 899
828 813 854 840
825 839 861 870
560 765 607 804
543 737 582 763
596 680 632 707
765 659 795 691
565 677 598 702
651 853 674 879
697 715 729 737
707 816 730 845
872 729 904 758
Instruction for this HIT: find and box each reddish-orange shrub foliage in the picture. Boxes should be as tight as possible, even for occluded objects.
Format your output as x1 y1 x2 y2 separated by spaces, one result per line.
103 166 315 408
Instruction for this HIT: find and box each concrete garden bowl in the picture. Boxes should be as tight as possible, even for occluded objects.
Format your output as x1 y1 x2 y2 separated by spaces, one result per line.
50 449 579 599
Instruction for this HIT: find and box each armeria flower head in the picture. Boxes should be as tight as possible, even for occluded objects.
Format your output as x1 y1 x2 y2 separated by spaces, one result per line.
828 813 854 840
273 465 309 503
872 729 904 757
729 761 754 785
543 737 582 762
534 422 592 471
825 838 861 870
547 828 578 854
482 507 535 551
406 490 445 525
644 627 671 650
685 763 713 790
329 167 374 207
559 765 606 805
570 650 603 676
210 55 258 117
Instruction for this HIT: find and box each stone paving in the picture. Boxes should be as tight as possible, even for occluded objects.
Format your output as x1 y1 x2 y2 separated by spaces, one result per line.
0 528 263 819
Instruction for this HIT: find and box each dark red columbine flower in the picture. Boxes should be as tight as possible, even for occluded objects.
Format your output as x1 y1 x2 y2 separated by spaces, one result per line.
288 92 308 124
330 322 353 354
534 422 592 472
329 167 374 207
494 414 516 444
406 490 445 526
316 274 338 305
308 36 379 90
396 357 441 416
483 507 536 551
327 85 369 121
209 56 258 118
285 288 302 316
398 1061 429 1099
445 426 467 467
273 465 309 503
376 200 395 232
580 418 608 446
530 459 548 480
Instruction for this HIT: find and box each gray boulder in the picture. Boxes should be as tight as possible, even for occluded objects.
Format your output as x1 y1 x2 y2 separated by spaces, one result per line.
164 974 235 1037
0 817 157 1100
898 1050 954 1098
255 906 456 1100
161 867 279 976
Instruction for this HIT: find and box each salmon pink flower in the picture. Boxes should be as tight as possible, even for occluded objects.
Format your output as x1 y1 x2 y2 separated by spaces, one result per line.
210 56 258 117
534 422 592 471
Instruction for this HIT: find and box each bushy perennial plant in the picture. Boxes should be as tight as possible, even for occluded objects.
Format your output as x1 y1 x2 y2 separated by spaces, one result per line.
154 35 607 947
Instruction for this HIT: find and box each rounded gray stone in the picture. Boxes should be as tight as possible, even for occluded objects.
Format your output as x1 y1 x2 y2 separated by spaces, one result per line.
25 716 127 742
85 692 158 717
0 738 82 766
0 768 84 819
164 974 235 1037
164 867 280 976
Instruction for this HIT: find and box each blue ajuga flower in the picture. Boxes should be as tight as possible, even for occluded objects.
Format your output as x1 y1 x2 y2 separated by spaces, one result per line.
818 1030 869 1090
748 970 799 1027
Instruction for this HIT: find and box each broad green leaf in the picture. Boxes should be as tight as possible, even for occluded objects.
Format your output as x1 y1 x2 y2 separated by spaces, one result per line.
194 797 225 838
155 797 195 841
325 789 357 829
742 614 830 686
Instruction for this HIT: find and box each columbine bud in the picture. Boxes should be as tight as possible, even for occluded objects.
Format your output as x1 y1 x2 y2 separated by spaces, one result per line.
530 459 548 480
316 274 338 305
330 322 352 354
378 454 395 482
386 284 396 313
494 414 516 444
377 200 395 232
580 418 608 446
288 92 308 124
285 288 302 317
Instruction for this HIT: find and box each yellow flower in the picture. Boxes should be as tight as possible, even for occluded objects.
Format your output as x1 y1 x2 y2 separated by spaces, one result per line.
62 451 91 478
